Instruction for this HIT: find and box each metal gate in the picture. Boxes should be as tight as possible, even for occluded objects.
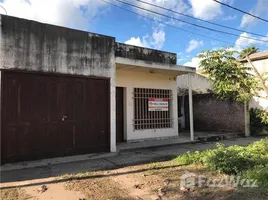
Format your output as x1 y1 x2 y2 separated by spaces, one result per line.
1 71 110 163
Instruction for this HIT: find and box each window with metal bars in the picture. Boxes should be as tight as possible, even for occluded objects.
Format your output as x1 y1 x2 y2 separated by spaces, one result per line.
134 88 173 130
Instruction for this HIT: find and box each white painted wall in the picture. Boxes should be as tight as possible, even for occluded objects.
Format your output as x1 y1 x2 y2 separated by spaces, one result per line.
177 73 212 94
177 73 211 129
244 59 268 110
116 68 178 141
250 96 268 110
244 59 268 98
244 59 268 76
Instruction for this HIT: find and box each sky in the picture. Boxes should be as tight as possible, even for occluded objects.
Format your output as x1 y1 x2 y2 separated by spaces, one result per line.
0 0 268 68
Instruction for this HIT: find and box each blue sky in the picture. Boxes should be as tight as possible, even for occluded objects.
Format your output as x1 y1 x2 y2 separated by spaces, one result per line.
0 0 267 67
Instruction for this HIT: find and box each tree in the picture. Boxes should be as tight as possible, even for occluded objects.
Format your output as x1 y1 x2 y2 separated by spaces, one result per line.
239 47 268 97
198 48 259 103
198 48 260 137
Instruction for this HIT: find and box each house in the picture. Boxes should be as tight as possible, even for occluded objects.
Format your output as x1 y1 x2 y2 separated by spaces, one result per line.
0 15 195 163
240 51 268 110
177 51 268 134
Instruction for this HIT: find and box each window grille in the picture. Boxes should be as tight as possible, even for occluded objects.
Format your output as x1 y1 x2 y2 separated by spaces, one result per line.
133 88 173 130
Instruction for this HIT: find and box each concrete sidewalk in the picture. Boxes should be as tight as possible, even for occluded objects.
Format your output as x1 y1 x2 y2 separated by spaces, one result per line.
0 136 264 187
0 137 196 172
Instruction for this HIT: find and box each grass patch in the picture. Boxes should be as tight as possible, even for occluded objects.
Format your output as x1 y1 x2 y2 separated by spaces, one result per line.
243 165 268 188
174 138 268 187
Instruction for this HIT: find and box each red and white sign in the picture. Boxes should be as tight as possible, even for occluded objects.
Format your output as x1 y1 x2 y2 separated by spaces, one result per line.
148 98 169 111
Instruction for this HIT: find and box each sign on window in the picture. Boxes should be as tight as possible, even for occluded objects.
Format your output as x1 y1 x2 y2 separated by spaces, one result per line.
148 98 169 111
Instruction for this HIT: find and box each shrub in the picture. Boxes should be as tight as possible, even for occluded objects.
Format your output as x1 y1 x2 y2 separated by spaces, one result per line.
202 144 254 174
173 150 204 165
246 137 268 155
246 138 268 165
174 138 268 175
243 165 268 188
250 108 268 135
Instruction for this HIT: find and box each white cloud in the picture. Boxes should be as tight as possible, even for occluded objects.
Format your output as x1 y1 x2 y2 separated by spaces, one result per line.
0 0 108 30
149 26 165 49
235 32 268 50
135 0 190 18
240 0 267 28
188 0 222 20
133 0 192 28
222 15 237 21
184 56 201 68
188 0 234 20
186 39 204 53
125 25 165 49
125 37 147 47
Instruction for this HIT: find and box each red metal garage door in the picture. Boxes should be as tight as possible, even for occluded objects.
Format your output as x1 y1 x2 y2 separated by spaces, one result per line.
1 71 110 163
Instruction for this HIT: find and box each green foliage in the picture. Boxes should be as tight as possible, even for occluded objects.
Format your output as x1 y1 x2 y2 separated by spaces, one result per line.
173 150 204 165
198 48 260 103
250 108 268 124
247 138 268 154
246 138 268 165
243 165 268 188
250 108 268 135
202 144 254 174
239 47 259 59
174 138 268 183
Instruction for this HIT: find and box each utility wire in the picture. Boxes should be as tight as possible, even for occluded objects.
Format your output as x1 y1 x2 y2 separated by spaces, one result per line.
112 0 268 43
135 0 268 38
100 0 231 45
101 0 268 51
212 0 268 23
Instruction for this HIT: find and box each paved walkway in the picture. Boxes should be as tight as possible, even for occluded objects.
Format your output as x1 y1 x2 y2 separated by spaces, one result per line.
117 136 194 151
0 136 264 188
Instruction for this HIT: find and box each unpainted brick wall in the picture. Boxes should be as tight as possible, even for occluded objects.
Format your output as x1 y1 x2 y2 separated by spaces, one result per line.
184 94 245 132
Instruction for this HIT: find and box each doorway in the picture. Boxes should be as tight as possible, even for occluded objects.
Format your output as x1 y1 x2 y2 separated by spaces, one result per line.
116 87 124 143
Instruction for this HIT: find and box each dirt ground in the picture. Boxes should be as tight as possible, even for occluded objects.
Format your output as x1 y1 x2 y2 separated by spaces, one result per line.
1 161 268 200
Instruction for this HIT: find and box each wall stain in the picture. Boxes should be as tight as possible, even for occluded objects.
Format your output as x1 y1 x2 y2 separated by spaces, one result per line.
115 43 177 65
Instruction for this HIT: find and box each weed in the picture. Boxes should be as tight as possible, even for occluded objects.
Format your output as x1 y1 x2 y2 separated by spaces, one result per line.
174 138 268 187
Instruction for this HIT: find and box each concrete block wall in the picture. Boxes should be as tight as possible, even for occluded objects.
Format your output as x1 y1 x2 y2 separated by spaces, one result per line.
0 15 115 78
0 14 117 152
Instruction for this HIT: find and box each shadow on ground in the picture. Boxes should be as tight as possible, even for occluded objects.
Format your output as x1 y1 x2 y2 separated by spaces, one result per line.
0 162 184 189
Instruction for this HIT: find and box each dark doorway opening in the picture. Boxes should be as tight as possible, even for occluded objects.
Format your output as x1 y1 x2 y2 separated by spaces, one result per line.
116 87 124 143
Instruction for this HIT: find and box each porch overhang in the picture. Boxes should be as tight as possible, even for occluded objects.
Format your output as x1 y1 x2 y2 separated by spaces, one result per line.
115 57 196 76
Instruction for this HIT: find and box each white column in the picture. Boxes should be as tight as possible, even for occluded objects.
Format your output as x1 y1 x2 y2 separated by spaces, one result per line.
110 62 116 152
172 87 179 137
110 83 116 152
188 73 194 141
125 87 134 141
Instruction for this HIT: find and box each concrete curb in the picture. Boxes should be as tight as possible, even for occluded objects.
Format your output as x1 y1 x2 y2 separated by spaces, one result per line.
0 152 119 172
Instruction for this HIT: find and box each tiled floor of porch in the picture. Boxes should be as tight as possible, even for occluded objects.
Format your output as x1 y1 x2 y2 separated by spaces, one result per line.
179 131 234 138
117 131 242 152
